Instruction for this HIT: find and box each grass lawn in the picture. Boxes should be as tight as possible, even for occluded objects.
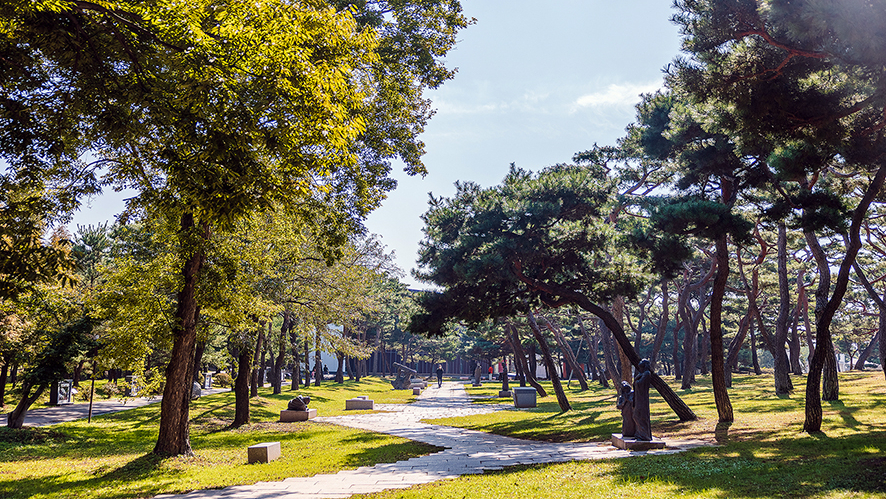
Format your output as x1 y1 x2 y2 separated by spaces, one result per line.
0 376 439 499
359 371 886 498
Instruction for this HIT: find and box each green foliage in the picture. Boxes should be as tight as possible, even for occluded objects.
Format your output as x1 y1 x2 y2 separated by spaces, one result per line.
213 372 233 388
412 164 680 335
22 315 97 387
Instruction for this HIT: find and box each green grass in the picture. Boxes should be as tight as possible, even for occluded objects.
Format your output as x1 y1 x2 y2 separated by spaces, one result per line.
360 372 886 498
0 376 439 499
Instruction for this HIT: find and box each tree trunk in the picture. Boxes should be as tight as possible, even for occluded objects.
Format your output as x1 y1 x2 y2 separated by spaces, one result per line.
700 315 710 375
790 301 803 374
853 331 879 370
569 292 697 421
153 214 206 456
232 345 251 427
709 234 734 422
336 353 345 383
599 318 621 385
578 315 608 388
290 321 301 390
314 330 322 387
250 323 264 398
72 359 85 387
541 316 588 390
773 222 794 394
0 358 8 407
650 280 670 371
612 297 632 383
680 297 699 388
7 381 46 429
304 339 312 386
724 310 752 387
804 164 886 432
849 259 886 373
881 309 886 381
750 321 761 375
193 341 206 383
260 321 270 386
526 310 570 411
507 323 546 395
672 318 682 380
272 324 286 394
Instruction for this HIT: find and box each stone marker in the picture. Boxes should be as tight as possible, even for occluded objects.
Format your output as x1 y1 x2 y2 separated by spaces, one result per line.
248 442 281 464
191 381 202 400
513 387 537 408
412 387 421 395
345 396 374 410
498 390 512 397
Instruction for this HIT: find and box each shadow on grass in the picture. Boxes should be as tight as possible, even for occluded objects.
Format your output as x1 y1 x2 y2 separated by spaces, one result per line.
604 430 886 498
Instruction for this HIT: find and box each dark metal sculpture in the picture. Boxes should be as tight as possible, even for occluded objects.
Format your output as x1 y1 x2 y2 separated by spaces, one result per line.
616 381 636 437
632 359 653 441
391 362 418 390
287 395 311 411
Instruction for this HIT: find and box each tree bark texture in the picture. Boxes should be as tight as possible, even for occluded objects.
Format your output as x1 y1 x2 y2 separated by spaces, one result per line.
650 280 670 371
541 316 588 390
804 164 886 432
724 310 752 387
250 323 264 398
709 234 734 422
507 323 546 396
7 381 45 429
153 214 206 456
578 315 608 388
774 222 794 394
232 345 251 427
612 297 632 384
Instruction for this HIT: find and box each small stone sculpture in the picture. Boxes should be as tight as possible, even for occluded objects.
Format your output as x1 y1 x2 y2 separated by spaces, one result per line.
391 362 418 389
287 395 311 411
632 359 653 441
616 381 636 437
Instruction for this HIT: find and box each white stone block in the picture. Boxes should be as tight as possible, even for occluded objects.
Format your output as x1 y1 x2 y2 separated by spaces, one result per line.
248 441 281 463
346 397 374 410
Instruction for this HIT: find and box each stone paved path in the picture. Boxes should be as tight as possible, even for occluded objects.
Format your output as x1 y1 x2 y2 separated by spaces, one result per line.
19 388 229 427
155 382 709 499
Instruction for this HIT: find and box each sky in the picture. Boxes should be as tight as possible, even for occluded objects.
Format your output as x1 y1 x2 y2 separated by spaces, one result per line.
71 1 684 288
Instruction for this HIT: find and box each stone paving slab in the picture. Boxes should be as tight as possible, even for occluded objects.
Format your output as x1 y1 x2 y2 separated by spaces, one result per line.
155 382 710 499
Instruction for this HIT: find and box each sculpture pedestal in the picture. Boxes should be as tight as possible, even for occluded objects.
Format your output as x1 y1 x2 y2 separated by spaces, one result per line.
611 433 666 451
513 387 537 408
280 409 317 422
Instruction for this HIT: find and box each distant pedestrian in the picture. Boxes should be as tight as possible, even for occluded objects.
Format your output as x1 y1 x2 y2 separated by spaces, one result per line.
436 365 444 388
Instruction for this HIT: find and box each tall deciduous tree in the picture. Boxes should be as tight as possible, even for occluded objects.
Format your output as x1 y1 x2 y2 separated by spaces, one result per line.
3 0 467 455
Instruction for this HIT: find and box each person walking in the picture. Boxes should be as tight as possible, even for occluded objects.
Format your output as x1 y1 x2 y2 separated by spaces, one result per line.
436 365 444 388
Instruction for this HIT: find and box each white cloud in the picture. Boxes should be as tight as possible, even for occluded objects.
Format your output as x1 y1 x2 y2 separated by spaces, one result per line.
574 81 662 109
